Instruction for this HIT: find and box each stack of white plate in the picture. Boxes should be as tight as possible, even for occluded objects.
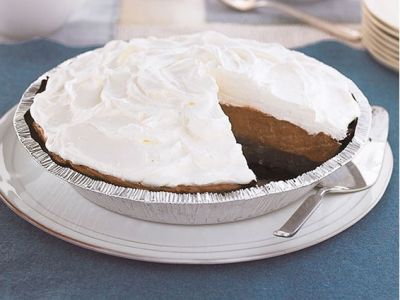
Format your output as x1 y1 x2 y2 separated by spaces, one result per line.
362 0 399 71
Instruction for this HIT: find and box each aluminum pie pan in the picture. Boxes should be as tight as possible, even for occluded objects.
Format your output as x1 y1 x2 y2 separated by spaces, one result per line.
14 69 372 225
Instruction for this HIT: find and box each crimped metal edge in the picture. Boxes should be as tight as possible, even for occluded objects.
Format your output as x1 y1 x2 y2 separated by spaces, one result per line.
13 67 372 205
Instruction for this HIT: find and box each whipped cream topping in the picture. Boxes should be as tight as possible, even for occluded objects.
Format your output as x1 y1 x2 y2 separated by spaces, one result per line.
31 31 360 187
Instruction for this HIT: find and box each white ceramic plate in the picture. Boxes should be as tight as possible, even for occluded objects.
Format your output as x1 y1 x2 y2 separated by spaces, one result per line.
363 37 399 71
362 4 399 71
364 0 399 31
0 107 393 264
363 28 399 55
363 5 399 39
363 32 398 60
363 15 399 53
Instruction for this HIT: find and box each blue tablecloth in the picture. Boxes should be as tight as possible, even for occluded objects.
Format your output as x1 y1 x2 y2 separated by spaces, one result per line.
0 40 398 299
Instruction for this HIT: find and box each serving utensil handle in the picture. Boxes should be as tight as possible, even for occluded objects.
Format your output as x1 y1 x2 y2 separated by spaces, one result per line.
265 1 362 43
273 188 328 238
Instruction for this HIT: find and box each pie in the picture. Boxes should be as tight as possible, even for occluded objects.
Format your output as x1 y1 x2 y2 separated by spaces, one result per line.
28 32 360 193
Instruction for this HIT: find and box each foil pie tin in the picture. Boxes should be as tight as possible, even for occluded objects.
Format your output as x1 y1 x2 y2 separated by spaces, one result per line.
14 68 372 225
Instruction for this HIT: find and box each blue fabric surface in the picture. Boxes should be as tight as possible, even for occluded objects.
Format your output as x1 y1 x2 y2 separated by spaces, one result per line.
0 40 398 300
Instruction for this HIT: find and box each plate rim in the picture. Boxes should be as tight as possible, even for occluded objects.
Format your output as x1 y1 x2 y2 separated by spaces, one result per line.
363 33 399 60
363 18 399 53
364 39 399 71
363 0 399 32
362 4 399 38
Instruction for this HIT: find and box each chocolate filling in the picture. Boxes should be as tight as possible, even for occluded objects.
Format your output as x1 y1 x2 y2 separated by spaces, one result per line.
221 104 356 182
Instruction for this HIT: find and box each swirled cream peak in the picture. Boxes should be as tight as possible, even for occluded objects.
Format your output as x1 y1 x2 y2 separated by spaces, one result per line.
31 31 359 187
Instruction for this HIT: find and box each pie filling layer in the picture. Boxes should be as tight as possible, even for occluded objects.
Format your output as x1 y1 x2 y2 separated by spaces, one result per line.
28 32 360 192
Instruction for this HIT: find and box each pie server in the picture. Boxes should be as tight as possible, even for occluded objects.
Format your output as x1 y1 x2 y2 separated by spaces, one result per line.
274 106 389 238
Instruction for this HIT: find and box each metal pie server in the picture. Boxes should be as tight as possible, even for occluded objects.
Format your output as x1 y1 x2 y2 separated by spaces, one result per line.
274 106 389 238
